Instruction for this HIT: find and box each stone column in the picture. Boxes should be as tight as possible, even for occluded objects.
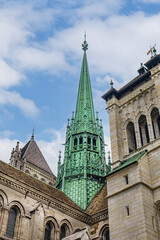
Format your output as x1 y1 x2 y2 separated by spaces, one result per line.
146 114 154 141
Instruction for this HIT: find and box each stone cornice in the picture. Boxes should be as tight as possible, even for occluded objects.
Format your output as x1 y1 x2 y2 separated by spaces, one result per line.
0 173 108 225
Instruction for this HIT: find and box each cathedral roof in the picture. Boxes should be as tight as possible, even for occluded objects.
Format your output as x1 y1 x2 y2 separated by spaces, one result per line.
21 139 55 177
86 183 108 215
0 160 83 211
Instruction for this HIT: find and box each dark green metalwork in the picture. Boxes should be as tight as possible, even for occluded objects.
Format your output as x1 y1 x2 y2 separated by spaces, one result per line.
56 37 107 210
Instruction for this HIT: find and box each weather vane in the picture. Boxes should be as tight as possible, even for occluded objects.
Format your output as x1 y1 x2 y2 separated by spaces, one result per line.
147 44 157 58
82 31 88 51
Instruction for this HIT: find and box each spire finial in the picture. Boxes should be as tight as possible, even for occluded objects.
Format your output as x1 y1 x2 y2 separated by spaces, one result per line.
110 79 113 89
82 31 88 51
31 128 34 140
84 31 86 41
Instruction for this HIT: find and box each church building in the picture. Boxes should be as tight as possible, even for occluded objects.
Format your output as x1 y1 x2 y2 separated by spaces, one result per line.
0 37 159 240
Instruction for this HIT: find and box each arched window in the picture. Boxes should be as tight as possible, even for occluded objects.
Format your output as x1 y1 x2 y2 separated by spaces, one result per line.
139 115 150 146
126 122 137 153
79 136 83 144
33 174 38 178
60 224 69 240
151 108 160 139
87 137 91 145
15 160 17 168
41 178 46 182
74 138 77 146
93 138 96 146
6 207 19 238
102 228 110 240
48 182 53 186
44 221 55 240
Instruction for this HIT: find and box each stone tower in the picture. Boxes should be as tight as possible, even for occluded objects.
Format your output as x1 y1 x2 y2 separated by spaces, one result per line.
102 50 160 239
56 36 107 210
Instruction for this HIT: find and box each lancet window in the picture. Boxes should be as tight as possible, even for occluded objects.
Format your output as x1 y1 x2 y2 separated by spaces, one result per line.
44 221 54 240
126 122 137 153
6 207 19 239
151 107 160 139
60 224 69 240
139 115 150 146
74 138 77 146
79 136 83 144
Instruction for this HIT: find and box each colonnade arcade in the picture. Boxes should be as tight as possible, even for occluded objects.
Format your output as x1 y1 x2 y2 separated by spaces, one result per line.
126 107 160 154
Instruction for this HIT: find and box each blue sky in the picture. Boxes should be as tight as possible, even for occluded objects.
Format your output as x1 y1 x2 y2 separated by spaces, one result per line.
0 0 160 174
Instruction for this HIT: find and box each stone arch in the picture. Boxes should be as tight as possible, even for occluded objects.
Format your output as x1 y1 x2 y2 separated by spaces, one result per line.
99 224 110 240
150 107 160 139
138 114 150 146
44 216 59 231
8 201 25 216
59 219 73 239
44 216 59 240
0 189 8 207
126 121 137 153
5 202 24 239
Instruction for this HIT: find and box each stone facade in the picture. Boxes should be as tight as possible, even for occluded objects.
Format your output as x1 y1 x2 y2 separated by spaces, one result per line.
0 160 109 240
103 54 160 239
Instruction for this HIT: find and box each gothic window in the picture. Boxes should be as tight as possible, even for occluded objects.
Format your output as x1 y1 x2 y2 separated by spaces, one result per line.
87 136 91 144
74 138 77 146
102 228 110 240
151 108 160 139
33 174 38 178
139 115 150 146
126 122 137 153
79 136 83 144
6 207 19 239
41 178 46 182
44 223 51 240
44 221 54 240
25 170 30 174
93 137 96 146
60 224 69 240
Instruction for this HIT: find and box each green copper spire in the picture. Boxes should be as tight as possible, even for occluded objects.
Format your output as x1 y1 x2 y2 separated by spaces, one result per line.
56 38 107 210
75 35 95 130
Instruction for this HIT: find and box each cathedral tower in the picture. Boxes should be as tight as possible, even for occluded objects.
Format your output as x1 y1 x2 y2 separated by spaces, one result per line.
56 36 107 210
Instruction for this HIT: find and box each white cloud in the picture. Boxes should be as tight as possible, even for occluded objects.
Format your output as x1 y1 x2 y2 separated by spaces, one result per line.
0 138 19 163
0 90 39 118
0 126 66 175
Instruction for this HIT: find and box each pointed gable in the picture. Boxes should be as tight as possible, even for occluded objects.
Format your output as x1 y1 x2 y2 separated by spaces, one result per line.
21 139 55 177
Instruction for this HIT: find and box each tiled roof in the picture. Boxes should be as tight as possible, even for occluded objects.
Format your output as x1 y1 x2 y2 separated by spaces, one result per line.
108 150 147 176
21 139 55 177
0 160 83 212
86 183 108 215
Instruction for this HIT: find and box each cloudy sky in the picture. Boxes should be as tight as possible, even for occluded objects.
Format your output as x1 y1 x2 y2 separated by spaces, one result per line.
0 0 160 174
